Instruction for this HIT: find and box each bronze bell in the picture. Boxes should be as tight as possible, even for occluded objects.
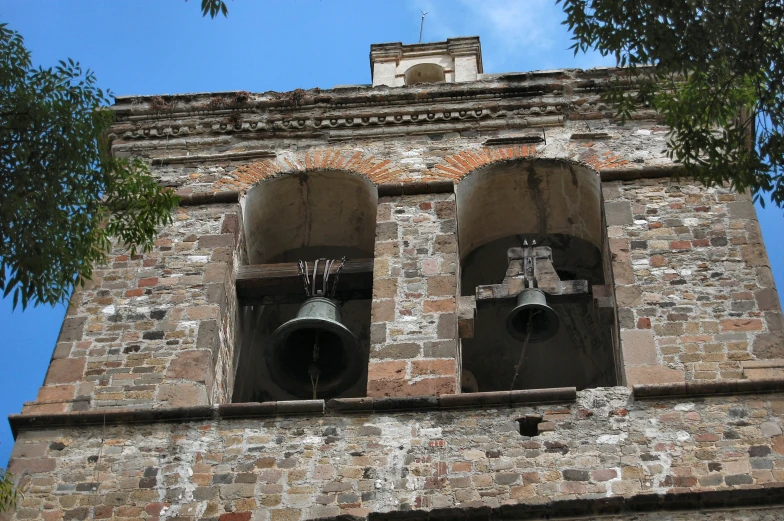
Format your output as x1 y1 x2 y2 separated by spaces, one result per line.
267 296 361 398
505 288 560 343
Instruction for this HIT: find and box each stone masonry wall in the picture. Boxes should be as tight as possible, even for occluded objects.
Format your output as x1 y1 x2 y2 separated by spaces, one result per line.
23 151 784 414
369 193 459 397
25 203 241 414
605 179 784 385
5 388 784 521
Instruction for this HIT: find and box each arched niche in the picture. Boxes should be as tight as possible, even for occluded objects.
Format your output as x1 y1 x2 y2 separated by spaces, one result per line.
233 170 377 403
456 159 603 260
242 170 378 264
405 63 446 85
455 159 616 392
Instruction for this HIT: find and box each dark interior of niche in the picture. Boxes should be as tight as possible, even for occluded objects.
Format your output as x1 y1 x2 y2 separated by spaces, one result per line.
516 415 543 437
232 298 371 403
460 234 616 393
233 245 372 403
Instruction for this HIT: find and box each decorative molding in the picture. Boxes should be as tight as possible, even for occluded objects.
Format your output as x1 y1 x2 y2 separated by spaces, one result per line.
111 105 566 141
108 67 658 141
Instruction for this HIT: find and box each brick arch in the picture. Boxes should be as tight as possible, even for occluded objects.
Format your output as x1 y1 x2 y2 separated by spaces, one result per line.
429 144 538 181
214 149 404 192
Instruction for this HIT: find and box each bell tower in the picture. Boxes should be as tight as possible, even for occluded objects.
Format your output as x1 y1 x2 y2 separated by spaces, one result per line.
5 36 784 521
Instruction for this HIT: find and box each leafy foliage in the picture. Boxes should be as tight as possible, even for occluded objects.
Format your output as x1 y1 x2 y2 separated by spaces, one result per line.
558 0 784 207
193 0 229 18
0 24 178 308
0 468 19 513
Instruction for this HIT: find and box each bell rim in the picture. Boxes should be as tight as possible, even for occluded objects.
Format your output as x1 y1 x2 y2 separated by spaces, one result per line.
267 315 363 398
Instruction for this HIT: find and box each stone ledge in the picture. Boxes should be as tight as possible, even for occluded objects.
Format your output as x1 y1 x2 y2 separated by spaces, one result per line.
327 388 576 413
483 135 544 146
177 181 454 206
8 388 576 438
311 484 784 521
159 150 276 165
377 180 454 196
177 190 240 206
599 164 682 181
633 377 784 399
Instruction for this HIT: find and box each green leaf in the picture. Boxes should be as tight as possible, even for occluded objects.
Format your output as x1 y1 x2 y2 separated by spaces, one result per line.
559 0 784 209
0 23 179 309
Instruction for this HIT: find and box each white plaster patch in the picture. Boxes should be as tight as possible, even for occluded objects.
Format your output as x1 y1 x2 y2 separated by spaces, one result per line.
179 321 200 330
676 430 691 442
597 433 627 445
187 256 210 263
419 427 442 438
101 305 116 315
674 403 695 411
463 449 487 460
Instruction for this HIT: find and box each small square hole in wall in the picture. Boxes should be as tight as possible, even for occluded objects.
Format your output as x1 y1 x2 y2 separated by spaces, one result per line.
516 415 543 437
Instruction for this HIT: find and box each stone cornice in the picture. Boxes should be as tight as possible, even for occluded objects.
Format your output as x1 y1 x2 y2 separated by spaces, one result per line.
108 68 650 141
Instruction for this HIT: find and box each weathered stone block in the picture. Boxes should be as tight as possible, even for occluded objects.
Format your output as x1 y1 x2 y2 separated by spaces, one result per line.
166 350 211 382
367 376 455 397
371 343 421 360
372 278 397 299
367 360 407 380
411 359 456 377
371 299 395 322
605 201 633 226
376 222 398 241
198 234 234 249
44 358 85 385
625 365 685 386
427 276 456 297
621 330 657 366
58 317 86 343
752 332 784 359
196 319 219 352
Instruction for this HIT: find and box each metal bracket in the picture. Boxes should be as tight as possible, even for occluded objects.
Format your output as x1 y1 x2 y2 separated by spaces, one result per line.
475 245 589 307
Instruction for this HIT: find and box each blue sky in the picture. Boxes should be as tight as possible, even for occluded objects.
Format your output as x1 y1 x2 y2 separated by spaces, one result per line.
1 0 782 467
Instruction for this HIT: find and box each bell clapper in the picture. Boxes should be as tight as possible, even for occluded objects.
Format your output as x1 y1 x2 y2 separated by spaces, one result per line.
309 362 320 400
509 311 534 391
309 329 322 399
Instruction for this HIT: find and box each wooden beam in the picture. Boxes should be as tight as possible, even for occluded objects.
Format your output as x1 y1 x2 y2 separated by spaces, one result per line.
236 258 374 305
474 246 589 308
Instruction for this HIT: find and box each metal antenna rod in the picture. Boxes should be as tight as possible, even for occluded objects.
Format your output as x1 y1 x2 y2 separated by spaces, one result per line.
419 11 428 43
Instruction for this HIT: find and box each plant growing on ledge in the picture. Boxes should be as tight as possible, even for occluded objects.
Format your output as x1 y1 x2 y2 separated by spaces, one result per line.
0 23 179 309
0 468 18 512
559 0 784 208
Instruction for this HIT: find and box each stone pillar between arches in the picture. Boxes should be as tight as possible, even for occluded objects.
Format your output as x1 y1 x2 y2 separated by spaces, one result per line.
367 193 459 397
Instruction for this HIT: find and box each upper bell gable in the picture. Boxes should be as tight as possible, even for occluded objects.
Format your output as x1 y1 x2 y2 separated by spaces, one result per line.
370 36 483 87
